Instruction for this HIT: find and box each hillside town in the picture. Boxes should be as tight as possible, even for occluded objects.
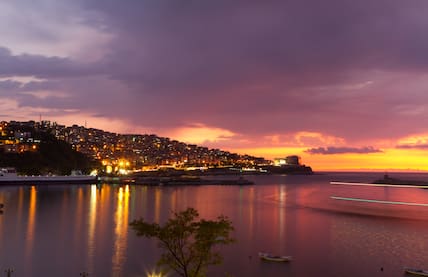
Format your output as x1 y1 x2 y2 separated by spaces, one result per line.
0 120 271 173
0 120 314 176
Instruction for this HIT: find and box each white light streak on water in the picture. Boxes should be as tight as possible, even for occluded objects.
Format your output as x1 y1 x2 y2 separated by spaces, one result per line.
330 181 428 189
331 196 428 207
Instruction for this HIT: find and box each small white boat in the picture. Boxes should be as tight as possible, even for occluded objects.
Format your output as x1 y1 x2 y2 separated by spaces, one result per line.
405 267 428 276
258 252 292 262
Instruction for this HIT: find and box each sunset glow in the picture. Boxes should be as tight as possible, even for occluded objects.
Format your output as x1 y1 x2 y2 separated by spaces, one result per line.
167 123 236 144
231 147 428 172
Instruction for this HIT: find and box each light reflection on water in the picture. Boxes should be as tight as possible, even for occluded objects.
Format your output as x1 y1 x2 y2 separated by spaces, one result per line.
0 173 428 276
24 186 36 276
87 185 97 275
112 185 129 277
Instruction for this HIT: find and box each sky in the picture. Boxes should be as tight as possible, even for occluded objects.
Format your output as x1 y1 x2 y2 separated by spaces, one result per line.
1 0 428 171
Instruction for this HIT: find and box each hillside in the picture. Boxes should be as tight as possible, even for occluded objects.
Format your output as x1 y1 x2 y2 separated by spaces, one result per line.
0 129 100 175
1 120 269 175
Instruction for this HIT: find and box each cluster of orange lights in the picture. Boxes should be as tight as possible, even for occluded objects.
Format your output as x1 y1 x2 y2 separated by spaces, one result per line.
102 159 130 174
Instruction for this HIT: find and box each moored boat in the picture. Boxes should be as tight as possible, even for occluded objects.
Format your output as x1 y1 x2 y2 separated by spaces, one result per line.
0 168 97 185
258 252 292 262
405 267 428 276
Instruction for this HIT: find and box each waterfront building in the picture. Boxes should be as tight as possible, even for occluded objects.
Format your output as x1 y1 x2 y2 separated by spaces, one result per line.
273 155 301 166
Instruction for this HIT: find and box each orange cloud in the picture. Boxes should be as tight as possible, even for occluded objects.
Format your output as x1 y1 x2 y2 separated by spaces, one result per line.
263 131 345 147
397 133 428 148
294 131 345 146
165 123 236 145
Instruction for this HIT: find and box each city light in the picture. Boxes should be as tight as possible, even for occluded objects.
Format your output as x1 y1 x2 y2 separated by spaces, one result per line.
145 270 166 277
0 120 270 172
90 169 98 176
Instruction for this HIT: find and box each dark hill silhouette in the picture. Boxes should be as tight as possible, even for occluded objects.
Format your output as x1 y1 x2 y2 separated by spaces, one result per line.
0 130 100 175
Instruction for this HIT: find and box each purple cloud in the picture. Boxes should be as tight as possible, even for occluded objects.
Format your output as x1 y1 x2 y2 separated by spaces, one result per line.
396 144 428 149
76 1 428 137
2 0 428 147
0 47 101 78
305 146 383 155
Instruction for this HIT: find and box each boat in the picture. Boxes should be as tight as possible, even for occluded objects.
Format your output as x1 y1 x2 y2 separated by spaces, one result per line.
405 267 428 276
258 252 292 262
373 174 428 188
0 168 98 185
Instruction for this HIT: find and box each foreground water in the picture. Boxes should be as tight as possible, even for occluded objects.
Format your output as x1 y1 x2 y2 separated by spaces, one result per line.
1 172 428 276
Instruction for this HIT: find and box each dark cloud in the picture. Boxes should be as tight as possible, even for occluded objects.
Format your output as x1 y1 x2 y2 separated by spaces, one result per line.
305 146 383 155
396 144 428 150
77 1 428 136
0 80 22 90
0 47 101 78
87 0 428 84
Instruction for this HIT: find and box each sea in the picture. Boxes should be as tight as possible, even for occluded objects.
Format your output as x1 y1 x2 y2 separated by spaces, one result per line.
1 172 428 277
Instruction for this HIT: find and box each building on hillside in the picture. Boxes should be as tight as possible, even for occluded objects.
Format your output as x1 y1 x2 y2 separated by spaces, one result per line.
273 155 301 166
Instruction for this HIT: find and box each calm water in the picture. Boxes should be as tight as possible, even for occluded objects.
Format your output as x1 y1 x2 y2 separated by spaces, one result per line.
1 172 428 276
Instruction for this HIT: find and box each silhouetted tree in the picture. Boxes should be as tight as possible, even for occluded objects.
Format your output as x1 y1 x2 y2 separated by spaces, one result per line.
130 207 235 277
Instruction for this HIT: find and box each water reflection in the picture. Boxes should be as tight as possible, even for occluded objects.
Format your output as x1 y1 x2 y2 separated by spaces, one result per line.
330 214 428 276
248 187 255 237
154 188 161 223
278 185 286 245
75 188 83 241
169 188 177 211
87 185 97 274
1 174 428 277
112 185 130 277
25 186 37 274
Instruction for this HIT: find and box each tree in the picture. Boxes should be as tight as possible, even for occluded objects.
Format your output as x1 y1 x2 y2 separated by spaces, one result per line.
130 207 235 277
